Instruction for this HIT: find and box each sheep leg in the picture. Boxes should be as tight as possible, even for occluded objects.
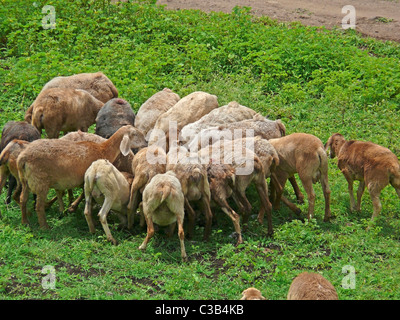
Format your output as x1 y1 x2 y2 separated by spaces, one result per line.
139 212 155 251
98 198 117 245
55 190 65 214
298 176 316 220
83 193 96 234
255 178 273 236
36 190 50 229
184 198 196 240
68 192 84 213
0 169 8 202
355 181 365 212
342 170 356 211
233 188 252 225
321 180 332 222
201 196 213 241
289 176 305 204
127 188 141 229
6 175 17 205
214 194 242 245
165 223 176 238
176 216 187 262
19 182 30 225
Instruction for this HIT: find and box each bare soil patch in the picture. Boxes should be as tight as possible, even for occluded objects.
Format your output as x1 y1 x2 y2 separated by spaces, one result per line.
156 0 400 42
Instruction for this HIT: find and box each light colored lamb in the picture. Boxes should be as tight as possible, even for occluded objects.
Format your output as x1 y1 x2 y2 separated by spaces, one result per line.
166 145 213 240
179 101 264 145
83 159 134 245
127 145 167 228
287 272 338 300
0 121 40 204
325 133 400 220
139 170 187 261
95 98 136 139
268 133 331 221
27 88 104 138
39 71 118 103
134 88 180 137
148 91 218 148
17 125 147 229
240 287 266 300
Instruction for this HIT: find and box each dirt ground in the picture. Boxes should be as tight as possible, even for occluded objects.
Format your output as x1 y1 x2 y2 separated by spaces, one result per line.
156 0 400 42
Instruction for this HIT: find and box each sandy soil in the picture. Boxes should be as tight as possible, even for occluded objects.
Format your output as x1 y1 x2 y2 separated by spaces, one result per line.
156 0 400 42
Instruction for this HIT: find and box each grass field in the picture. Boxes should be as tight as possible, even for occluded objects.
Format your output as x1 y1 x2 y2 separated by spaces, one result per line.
1 0 400 300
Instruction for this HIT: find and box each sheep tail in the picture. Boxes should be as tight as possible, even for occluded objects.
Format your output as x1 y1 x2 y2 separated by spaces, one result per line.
276 119 286 137
160 184 172 203
110 84 119 99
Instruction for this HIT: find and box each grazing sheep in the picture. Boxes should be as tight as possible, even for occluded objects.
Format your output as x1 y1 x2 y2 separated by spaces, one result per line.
134 88 180 137
0 121 41 204
325 133 400 220
148 91 218 148
179 101 265 145
27 88 104 138
139 171 187 261
166 145 213 240
268 133 331 222
199 140 273 235
0 140 30 217
83 159 134 245
206 162 242 245
39 72 118 103
127 145 167 228
17 125 147 229
95 98 136 139
240 287 266 300
287 272 338 300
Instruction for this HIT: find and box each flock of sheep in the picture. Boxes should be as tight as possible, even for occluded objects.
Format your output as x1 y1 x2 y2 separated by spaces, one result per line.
1 71 400 299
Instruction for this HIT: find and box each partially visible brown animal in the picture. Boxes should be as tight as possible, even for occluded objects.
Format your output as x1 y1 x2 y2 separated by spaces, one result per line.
325 133 400 220
240 287 266 300
287 272 338 300
28 88 104 138
0 121 40 204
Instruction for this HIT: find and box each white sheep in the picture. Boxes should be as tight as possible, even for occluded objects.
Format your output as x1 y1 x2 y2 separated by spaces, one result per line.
83 159 133 245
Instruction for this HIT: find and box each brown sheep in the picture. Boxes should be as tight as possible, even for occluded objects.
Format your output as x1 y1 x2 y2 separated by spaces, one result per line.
269 133 331 222
28 88 104 138
287 272 338 300
17 125 147 229
325 133 400 220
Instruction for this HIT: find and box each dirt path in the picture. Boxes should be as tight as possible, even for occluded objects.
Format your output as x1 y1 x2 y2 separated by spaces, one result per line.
156 0 400 42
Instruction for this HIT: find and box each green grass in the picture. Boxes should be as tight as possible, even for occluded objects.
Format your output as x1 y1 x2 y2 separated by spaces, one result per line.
1 0 400 300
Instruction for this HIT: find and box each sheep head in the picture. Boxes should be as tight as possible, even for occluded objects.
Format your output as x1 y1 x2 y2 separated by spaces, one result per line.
325 133 346 159
119 125 147 156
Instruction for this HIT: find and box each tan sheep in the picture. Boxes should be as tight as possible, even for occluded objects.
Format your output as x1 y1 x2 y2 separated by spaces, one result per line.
83 159 134 245
39 71 118 103
179 101 264 145
127 145 167 228
28 88 104 138
17 125 147 229
325 133 400 220
287 272 338 300
240 287 266 300
139 170 187 261
269 133 331 222
166 145 213 240
148 91 218 148
134 88 180 137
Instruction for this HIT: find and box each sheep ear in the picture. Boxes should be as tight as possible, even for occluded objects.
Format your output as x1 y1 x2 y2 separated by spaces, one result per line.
120 134 131 156
324 136 333 151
